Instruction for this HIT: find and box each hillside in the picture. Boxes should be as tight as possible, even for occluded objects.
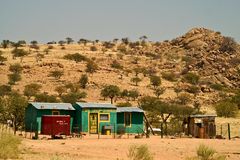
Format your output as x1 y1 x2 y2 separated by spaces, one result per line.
0 27 240 113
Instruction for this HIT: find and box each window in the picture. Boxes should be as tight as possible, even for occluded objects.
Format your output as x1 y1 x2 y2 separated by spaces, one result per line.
124 113 131 127
52 111 60 115
100 114 109 121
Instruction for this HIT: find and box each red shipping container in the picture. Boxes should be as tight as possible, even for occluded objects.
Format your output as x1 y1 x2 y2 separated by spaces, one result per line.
41 115 71 136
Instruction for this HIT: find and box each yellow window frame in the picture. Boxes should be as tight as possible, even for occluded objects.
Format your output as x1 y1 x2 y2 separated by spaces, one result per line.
124 112 131 127
99 113 110 122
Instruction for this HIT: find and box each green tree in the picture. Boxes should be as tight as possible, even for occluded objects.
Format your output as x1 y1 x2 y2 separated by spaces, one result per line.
128 90 139 101
35 93 58 102
220 36 237 53
0 92 27 134
215 101 238 117
79 74 88 89
61 91 87 104
131 76 141 86
8 73 21 85
154 87 165 98
55 86 67 96
49 70 64 80
1 40 10 48
63 53 89 63
23 83 42 99
66 37 74 44
150 75 161 88
11 48 29 59
58 40 66 46
85 61 98 74
183 72 200 85
9 63 23 74
111 60 123 69
0 85 12 96
101 85 120 104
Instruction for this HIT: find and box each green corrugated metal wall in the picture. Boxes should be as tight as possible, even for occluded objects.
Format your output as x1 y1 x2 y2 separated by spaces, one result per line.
117 112 144 134
25 104 75 133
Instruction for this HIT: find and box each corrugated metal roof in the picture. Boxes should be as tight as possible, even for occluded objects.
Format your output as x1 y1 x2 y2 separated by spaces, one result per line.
75 102 116 109
190 114 217 118
117 107 144 113
29 102 75 110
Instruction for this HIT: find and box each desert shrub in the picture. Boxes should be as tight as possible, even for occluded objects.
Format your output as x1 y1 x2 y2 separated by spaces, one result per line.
210 84 224 91
9 63 23 74
128 90 139 100
49 70 64 80
215 101 238 118
182 56 193 63
35 93 59 102
0 132 21 159
117 45 127 54
154 87 165 98
0 52 7 64
90 46 97 51
177 93 191 105
0 85 11 96
185 85 200 94
111 60 123 69
8 73 21 85
85 61 98 73
127 144 153 160
183 72 200 85
220 36 237 53
228 57 240 66
150 75 161 88
48 45 54 49
162 72 177 82
63 53 89 63
186 144 226 160
55 86 67 96
116 102 132 107
79 74 88 89
61 92 87 104
24 83 42 98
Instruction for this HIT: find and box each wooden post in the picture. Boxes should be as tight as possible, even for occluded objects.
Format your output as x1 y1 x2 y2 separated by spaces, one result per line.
220 125 222 136
98 131 100 139
228 123 231 140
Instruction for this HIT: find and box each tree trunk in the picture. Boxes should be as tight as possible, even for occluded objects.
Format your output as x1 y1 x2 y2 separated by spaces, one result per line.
110 97 113 104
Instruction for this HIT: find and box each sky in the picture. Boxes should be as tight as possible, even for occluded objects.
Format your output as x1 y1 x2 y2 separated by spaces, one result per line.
0 0 240 43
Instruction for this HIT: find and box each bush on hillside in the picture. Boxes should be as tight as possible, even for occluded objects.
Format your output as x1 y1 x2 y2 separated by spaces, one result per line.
215 101 238 118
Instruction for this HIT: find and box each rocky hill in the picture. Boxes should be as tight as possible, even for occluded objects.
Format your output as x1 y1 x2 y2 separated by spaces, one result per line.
0 27 239 113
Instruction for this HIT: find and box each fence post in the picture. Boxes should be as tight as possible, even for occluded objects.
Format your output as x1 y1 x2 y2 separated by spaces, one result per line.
220 125 222 136
228 123 231 140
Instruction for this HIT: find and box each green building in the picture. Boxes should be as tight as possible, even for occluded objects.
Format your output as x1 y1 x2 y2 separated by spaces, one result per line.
117 107 144 134
73 102 117 134
25 102 75 133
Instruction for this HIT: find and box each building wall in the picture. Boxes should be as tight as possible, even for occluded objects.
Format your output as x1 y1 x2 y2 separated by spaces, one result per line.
74 107 117 133
25 104 75 133
117 112 144 134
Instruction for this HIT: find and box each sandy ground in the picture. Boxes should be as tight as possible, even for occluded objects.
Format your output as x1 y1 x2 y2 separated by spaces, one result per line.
21 135 240 160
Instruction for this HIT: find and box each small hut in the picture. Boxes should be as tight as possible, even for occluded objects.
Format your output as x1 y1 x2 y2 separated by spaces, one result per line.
73 102 117 134
25 102 75 133
117 107 144 134
183 114 217 139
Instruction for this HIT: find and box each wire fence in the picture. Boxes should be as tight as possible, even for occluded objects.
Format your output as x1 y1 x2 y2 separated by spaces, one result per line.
216 122 240 139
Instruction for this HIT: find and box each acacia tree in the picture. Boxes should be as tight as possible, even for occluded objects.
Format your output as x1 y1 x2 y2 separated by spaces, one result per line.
66 37 74 44
79 74 88 89
131 76 141 86
101 85 120 104
150 75 161 88
49 70 64 80
139 96 193 136
0 91 27 135
23 83 42 99
8 63 23 85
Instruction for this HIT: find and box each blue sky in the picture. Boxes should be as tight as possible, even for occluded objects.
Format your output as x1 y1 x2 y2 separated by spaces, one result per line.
0 0 240 43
